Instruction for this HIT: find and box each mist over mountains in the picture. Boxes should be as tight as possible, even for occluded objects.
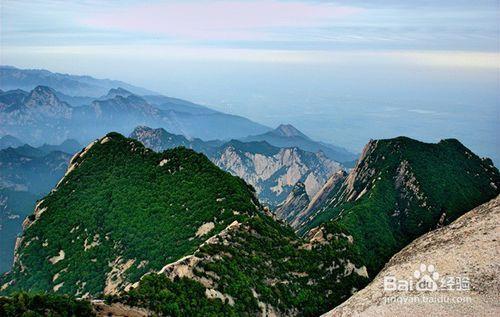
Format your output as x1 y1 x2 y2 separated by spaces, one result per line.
0 66 273 144
0 65 498 316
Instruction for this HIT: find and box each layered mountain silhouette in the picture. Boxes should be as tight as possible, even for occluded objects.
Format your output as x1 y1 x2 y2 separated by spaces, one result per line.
0 82 270 144
0 66 155 97
242 124 357 164
0 135 23 150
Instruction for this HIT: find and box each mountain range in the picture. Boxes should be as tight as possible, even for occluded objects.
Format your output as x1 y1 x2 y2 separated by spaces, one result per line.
1 66 498 316
0 84 269 144
242 124 357 164
0 66 156 97
1 133 497 316
130 126 343 206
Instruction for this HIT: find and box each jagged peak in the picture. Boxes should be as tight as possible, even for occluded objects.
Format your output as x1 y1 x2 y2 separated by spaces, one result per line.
27 85 58 99
100 87 134 100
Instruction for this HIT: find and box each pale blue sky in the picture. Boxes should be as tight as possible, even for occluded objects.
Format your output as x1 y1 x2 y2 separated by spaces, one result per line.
1 0 499 161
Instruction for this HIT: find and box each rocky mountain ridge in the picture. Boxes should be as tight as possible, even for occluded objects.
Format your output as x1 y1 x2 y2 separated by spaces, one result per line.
0 85 270 144
299 137 500 274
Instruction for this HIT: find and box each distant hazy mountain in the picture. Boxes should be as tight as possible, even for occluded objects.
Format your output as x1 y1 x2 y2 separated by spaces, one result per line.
37 139 82 155
0 144 72 194
0 86 270 144
0 189 37 274
142 94 217 115
0 140 78 274
0 135 23 150
242 124 357 164
130 126 222 155
0 65 156 97
130 126 342 206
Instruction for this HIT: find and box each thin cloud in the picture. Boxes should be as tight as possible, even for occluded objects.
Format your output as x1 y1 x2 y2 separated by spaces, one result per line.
80 1 363 41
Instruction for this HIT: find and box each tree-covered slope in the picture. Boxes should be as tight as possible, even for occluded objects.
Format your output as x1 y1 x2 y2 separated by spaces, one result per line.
109 136 499 316
1 133 260 296
108 211 369 317
0 292 94 317
299 137 500 273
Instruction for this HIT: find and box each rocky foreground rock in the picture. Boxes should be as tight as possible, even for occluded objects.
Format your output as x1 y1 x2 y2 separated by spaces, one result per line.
323 195 500 317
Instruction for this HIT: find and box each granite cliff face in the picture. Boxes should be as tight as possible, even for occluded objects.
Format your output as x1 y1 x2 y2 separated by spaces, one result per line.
324 195 500 317
213 140 342 206
274 182 310 223
287 170 348 229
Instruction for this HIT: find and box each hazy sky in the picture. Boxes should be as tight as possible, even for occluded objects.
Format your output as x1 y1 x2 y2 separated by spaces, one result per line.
1 0 499 161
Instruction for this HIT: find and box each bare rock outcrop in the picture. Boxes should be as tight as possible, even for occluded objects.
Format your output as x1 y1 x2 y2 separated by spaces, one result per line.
323 195 500 317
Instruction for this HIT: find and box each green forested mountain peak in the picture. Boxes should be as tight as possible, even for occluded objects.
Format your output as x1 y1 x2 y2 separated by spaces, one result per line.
2 132 260 296
299 136 500 272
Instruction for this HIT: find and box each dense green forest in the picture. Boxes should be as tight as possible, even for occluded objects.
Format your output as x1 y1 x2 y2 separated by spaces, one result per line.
0 293 94 317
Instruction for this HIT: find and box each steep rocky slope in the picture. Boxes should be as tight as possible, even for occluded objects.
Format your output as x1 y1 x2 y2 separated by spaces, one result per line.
288 170 347 229
298 137 499 274
274 182 310 223
324 195 500 317
213 140 342 206
1 133 260 296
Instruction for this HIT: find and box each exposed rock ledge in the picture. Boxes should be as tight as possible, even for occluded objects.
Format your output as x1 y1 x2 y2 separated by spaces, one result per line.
92 300 151 317
322 195 500 317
